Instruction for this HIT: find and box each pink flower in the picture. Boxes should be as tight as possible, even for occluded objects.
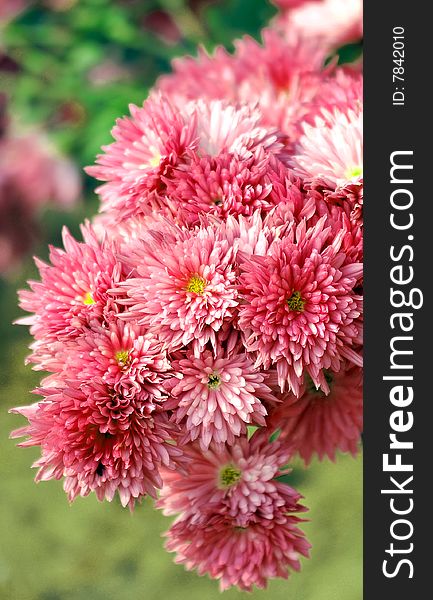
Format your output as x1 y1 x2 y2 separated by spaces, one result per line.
87 95 283 224
117 225 238 353
17 225 124 348
273 0 363 51
34 319 172 399
159 433 310 591
157 30 326 146
158 433 303 522
10 382 183 509
268 365 363 464
291 106 363 191
238 217 363 395
86 95 198 222
164 511 310 591
163 150 275 225
166 347 276 448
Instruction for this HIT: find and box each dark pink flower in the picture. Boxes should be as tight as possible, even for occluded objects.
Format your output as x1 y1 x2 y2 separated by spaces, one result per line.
10 382 183 508
268 365 363 463
238 217 362 394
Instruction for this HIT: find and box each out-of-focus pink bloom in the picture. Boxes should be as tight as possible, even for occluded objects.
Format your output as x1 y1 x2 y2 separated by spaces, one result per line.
238 217 363 395
268 365 362 463
157 30 327 147
142 10 182 45
166 347 276 448
0 0 26 24
10 383 183 508
0 131 81 274
271 0 315 7
273 0 363 52
88 60 132 87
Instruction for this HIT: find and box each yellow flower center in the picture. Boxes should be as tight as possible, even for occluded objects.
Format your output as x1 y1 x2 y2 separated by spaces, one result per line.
219 465 242 488
287 291 305 312
345 165 363 180
83 292 95 305
186 275 206 295
149 152 161 168
115 350 130 368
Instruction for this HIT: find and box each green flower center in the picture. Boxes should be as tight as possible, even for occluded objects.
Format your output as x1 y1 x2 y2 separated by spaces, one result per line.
345 165 363 180
186 275 206 295
207 373 221 389
219 465 242 488
83 291 95 305
115 350 130 367
287 291 305 312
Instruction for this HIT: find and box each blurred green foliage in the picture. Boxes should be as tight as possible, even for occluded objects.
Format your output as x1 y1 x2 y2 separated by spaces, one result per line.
0 2 362 598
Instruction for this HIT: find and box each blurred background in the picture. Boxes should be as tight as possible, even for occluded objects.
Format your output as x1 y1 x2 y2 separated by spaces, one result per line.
0 1 362 599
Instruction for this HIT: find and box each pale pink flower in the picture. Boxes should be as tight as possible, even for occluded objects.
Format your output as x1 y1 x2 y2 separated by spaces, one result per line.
17 225 124 347
86 95 198 222
238 217 363 395
274 0 363 51
163 151 305 226
166 347 276 448
10 382 183 509
268 365 363 463
291 106 363 191
117 225 238 353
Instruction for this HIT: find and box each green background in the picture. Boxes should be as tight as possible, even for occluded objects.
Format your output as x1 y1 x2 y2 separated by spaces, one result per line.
0 1 362 598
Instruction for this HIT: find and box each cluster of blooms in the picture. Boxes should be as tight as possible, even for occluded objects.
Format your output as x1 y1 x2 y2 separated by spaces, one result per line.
0 95 80 274
11 5 363 592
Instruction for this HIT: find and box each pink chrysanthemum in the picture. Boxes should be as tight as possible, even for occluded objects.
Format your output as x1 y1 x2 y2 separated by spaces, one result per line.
164 511 310 591
238 217 363 395
87 95 283 224
157 433 303 522
34 320 172 399
268 365 363 464
17 225 124 349
163 150 274 225
10 382 183 508
291 106 363 191
85 95 198 221
158 434 310 590
166 347 276 448
117 225 238 353
273 0 363 51
157 30 326 146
